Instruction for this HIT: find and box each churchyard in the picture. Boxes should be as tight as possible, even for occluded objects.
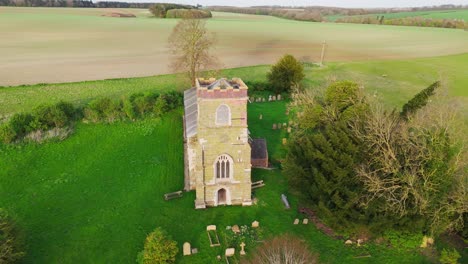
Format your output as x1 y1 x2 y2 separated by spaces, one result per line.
0 7 467 263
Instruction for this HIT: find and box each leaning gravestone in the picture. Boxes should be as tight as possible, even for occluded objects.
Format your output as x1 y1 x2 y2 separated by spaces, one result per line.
281 194 290 209
183 242 191 256
252 221 259 228
225 248 235 257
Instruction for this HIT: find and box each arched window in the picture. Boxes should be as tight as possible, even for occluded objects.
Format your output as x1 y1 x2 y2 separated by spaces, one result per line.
215 154 233 179
216 104 230 125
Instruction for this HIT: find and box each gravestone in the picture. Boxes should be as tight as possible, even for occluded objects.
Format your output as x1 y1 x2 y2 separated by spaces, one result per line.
240 242 246 255
345 240 353 245
272 124 277 130
207 225 216 231
303 218 309 225
191 248 198 254
283 122 287 127
232 225 240 234
252 221 259 228
293 219 299 225
268 95 272 101
272 95 276 101
281 194 290 209
282 138 287 145
225 248 235 257
261 98 265 102
278 123 282 129
259 114 262 120
287 127 292 133
183 242 191 256
277 94 281 100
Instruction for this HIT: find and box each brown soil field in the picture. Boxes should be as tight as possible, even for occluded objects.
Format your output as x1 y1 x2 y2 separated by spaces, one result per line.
0 7 467 86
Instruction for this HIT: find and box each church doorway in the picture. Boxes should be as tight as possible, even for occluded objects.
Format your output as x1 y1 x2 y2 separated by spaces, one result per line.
217 188 227 205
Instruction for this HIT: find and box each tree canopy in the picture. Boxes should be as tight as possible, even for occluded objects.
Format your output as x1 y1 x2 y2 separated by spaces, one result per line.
136 227 178 264
267 54 305 94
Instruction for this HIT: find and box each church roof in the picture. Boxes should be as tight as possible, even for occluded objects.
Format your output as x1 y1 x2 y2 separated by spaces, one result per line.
184 87 198 138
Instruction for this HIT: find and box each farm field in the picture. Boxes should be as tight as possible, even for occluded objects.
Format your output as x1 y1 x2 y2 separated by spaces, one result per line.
1 53 466 121
326 9 468 21
1 7 468 85
0 103 434 263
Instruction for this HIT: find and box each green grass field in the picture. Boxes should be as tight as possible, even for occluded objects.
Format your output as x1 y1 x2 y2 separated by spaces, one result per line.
0 7 467 85
327 9 468 21
0 102 434 263
2 53 466 121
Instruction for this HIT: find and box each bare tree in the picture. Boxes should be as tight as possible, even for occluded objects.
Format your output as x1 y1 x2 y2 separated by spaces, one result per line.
242 235 318 264
168 16 218 86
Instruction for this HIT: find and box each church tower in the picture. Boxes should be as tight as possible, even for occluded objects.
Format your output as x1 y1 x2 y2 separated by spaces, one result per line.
184 78 252 209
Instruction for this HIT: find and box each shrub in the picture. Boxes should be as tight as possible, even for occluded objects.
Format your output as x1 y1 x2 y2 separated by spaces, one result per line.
166 9 212 19
267 54 305 94
32 101 75 130
153 96 169 117
244 81 269 92
0 209 25 263
439 248 461 264
136 227 178 264
6 113 34 140
122 98 137 120
242 234 318 264
84 98 122 122
0 124 16 144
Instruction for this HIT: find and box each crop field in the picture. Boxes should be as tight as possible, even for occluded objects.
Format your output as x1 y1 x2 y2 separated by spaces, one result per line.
327 9 468 21
1 7 467 85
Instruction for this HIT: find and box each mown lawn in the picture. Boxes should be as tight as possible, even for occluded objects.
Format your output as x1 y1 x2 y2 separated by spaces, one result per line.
0 101 432 263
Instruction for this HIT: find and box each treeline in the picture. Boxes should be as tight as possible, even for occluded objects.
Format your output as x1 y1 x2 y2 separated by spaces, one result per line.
0 0 159 8
336 16 466 29
208 6 323 22
148 3 211 19
0 91 183 144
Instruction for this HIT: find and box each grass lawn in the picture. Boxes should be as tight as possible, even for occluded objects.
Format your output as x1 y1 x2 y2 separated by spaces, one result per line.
2 53 466 121
1 7 467 85
0 101 433 263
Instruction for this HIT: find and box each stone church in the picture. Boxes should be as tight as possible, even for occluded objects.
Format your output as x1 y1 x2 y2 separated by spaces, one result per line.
183 77 254 209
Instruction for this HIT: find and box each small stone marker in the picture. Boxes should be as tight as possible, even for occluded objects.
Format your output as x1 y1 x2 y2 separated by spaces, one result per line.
293 218 299 225
272 124 277 130
252 221 259 228
283 122 287 127
240 242 246 255
268 95 272 101
183 242 191 256
191 248 198 254
287 127 292 133
278 123 282 129
357 239 363 247
345 240 353 245
232 225 240 234
262 98 266 102
272 95 276 101
217 255 222 260
303 218 309 225
259 114 262 120
225 248 235 257
282 138 287 145
277 94 281 100
207 225 216 231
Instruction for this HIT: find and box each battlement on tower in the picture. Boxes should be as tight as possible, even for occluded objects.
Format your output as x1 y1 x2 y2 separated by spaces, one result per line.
196 77 248 99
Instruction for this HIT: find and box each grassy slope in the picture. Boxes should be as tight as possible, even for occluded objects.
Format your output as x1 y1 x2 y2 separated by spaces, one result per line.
327 9 468 21
0 103 431 263
1 53 466 120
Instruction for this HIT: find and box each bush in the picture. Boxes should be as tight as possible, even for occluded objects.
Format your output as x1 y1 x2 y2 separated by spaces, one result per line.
439 248 461 264
267 54 305 94
244 81 269 92
136 227 178 264
0 209 25 263
84 98 122 122
6 113 34 140
0 124 16 144
32 101 75 130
